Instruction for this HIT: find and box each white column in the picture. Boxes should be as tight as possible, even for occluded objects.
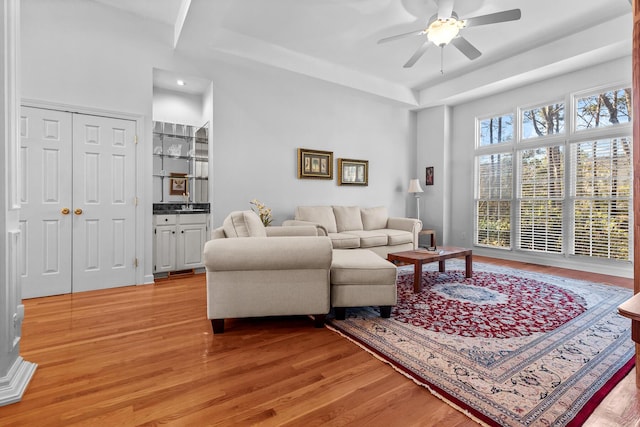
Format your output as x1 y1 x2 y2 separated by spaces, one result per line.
0 0 36 406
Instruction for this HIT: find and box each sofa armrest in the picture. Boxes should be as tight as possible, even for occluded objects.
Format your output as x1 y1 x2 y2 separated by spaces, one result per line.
203 236 332 271
387 217 422 249
266 225 318 237
282 219 328 236
387 217 422 232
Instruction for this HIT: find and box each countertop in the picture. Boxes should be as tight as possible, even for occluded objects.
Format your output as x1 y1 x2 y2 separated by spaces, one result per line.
153 203 210 215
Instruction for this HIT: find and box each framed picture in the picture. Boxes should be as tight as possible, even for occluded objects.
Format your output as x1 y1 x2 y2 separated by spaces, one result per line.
425 166 434 186
169 173 188 195
338 158 368 186
298 148 333 179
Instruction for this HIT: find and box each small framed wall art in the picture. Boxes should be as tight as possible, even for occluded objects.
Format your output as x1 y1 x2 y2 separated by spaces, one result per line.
169 172 188 195
297 148 333 179
425 166 434 186
338 158 368 186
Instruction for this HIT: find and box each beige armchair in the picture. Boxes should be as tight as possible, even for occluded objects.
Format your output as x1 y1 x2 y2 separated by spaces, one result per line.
203 211 333 333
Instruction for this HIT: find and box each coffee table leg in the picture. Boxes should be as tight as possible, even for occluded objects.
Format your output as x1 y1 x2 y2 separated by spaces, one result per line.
465 254 472 278
438 260 445 273
413 261 423 293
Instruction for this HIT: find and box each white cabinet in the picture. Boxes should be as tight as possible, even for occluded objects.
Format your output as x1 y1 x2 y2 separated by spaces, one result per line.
154 214 208 274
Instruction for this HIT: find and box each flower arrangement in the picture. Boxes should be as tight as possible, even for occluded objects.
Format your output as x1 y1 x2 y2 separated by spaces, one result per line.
250 199 273 227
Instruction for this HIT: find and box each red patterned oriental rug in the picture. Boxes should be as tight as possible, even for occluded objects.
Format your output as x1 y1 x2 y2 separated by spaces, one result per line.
326 261 634 427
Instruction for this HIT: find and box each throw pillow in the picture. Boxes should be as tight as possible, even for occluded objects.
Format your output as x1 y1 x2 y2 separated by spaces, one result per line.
361 206 389 230
333 206 364 232
222 210 267 238
295 206 338 233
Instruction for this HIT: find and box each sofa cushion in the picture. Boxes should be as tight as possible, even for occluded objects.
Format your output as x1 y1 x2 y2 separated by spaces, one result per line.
296 206 338 233
331 249 397 286
333 206 364 232
375 229 413 246
361 206 389 230
328 232 361 249
346 230 388 248
223 210 267 238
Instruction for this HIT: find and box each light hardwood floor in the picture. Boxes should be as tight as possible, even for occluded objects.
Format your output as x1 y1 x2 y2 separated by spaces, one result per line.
0 256 638 426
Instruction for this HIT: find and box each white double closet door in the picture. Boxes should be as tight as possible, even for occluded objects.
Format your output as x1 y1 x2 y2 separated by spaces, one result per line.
20 106 137 298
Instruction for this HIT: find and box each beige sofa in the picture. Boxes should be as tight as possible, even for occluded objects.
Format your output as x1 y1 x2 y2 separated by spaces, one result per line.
203 211 333 333
283 206 422 257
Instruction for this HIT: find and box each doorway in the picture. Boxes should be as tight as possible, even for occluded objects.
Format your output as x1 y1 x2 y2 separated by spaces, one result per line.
20 106 138 298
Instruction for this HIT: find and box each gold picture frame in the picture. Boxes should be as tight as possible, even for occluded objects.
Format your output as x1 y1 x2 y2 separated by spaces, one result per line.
297 148 333 179
338 158 368 186
169 173 188 195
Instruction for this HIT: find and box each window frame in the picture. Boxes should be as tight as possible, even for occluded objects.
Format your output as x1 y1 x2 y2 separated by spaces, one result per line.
473 84 633 264
571 83 632 136
474 151 514 250
518 99 567 142
476 111 515 149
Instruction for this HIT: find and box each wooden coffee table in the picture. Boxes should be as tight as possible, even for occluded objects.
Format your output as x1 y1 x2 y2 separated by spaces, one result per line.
387 246 472 293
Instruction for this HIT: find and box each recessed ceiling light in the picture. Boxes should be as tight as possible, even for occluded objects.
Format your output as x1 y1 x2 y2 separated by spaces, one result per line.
177 80 186 86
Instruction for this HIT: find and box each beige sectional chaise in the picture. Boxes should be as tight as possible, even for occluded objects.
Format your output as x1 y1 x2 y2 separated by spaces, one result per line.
203 211 333 334
203 208 409 333
283 205 422 257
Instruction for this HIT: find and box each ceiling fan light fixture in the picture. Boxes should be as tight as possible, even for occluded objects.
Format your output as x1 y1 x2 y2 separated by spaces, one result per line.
427 18 465 46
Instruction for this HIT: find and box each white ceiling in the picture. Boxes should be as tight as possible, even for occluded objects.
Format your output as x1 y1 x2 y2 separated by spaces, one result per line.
103 0 633 107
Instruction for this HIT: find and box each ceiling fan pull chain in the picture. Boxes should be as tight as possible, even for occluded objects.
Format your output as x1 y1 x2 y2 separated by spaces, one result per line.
440 46 444 75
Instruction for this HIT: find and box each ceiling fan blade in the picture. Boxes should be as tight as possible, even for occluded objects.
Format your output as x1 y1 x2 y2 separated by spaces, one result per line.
403 40 431 68
464 9 521 28
437 0 454 19
451 36 481 60
378 29 425 44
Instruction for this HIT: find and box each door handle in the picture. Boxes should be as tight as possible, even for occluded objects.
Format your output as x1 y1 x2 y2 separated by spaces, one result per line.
74 208 83 215
61 208 70 215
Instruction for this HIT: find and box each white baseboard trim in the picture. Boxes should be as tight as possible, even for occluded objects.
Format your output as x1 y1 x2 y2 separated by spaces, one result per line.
0 356 37 407
473 247 633 279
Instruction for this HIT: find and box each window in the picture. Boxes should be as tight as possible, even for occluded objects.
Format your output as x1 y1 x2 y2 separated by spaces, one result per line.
575 88 631 131
476 153 512 248
570 138 632 260
518 146 564 253
474 85 632 263
522 102 565 139
479 114 513 146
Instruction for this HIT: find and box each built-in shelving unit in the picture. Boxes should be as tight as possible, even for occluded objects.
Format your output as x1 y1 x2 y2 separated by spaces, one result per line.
152 121 209 203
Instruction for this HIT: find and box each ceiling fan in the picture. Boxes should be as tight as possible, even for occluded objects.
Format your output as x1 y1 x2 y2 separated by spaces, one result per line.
378 0 521 69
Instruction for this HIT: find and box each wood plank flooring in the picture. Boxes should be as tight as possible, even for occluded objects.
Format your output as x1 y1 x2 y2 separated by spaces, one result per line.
0 256 638 426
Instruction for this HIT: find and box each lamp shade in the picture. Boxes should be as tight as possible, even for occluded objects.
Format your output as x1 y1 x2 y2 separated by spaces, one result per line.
408 179 424 194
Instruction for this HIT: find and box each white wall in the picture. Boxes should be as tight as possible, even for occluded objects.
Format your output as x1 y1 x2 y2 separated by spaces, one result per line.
152 87 206 127
445 56 633 277
209 60 414 226
20 0 416 283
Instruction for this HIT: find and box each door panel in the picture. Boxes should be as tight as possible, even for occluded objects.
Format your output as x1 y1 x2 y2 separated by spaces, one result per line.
20 107 73 298
20 107 137 297
72 114 137 292
177 224 206 269
155 226 177 272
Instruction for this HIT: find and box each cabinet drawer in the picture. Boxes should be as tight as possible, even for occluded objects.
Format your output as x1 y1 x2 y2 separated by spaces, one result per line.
154 214 177 225
178 213 207 225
